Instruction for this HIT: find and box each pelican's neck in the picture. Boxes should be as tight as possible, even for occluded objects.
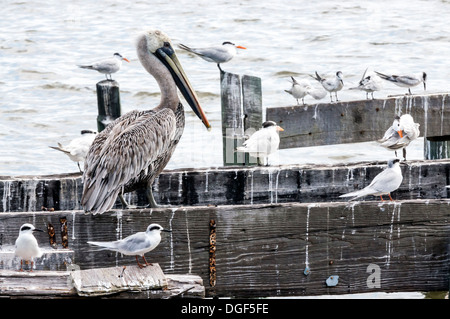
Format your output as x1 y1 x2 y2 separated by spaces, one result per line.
136 35 180 111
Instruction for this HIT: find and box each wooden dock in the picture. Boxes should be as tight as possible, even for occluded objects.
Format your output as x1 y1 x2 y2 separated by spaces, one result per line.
0 74 449 298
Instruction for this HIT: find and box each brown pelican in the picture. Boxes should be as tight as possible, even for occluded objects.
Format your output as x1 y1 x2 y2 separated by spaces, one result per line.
81 29 211 215
78 53 130 80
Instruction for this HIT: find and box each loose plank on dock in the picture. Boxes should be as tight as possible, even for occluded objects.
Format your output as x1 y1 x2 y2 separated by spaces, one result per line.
266 93 450 154
0 200 448 297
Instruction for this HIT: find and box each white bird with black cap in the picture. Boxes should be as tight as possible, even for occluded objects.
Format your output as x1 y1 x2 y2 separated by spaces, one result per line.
15 223 44 272
374 71 427 95
178 41 246 73
87 223 171 269
339 159 403 201
78 52 130 80
236 121 284 166
310 71 344 102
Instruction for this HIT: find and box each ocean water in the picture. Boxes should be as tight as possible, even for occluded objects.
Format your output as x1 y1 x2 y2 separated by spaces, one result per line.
1 0 449 176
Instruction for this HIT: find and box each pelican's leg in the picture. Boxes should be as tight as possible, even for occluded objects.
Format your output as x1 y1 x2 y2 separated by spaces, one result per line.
145 183 158 208
118 189 137 210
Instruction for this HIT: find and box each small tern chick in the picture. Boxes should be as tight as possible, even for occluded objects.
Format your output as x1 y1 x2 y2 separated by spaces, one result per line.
49 130 97 172
378 114 420 160
349 68 383 99
178 41 246 73
87 223 171 268
78 53 130 80
236 121 284 166
285 76 327 105
311 71 344 102
339 159 403 201
374 71 427 95
15 223 44 272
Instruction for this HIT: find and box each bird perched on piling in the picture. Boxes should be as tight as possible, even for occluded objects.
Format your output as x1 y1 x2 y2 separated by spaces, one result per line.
49 130 97 172
284 76 327 105
78 52 130 80
14 223 43 272
378 114 420 160
178 41 246 73
236 121 284 166
81 29 210 215
374 71 427 95
310 71 344 102
349 68 383 100
87 223 171 269
339 159 403 201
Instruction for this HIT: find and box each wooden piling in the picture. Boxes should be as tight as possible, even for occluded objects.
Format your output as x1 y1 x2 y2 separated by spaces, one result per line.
221 72 263 166
96 80 121 132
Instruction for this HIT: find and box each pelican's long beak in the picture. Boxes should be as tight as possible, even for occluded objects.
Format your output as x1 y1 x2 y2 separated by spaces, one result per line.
155 45 211 130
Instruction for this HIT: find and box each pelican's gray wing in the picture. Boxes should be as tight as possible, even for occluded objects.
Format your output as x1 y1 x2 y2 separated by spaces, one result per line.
82 108 177 214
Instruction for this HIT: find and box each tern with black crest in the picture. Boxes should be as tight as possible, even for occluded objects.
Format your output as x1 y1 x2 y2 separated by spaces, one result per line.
78 52 130 80
339 159 403 201
311 71 344 102
375 71 426 95
178 41 246 73
15 223 44 272
87 223 171 268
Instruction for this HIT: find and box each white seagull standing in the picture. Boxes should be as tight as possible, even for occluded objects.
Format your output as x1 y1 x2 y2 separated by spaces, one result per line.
14 223 44 272
339 159 403 201
236 121 284 166
349 68 383 99
285 76 327 105
178 41 246 73
374 71 427 95
378 114 420 160
49 130 97 172
311 71 344 102
78 52 130 80
87 223 171 269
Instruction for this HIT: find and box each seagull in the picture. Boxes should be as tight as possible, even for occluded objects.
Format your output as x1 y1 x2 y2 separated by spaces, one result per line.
349 68 383 99
374 71 427 95
49 130 97 172
178 41 246 73
310 71 344 102
78 53 130 80
236 121 284 166
284 77 327 105
378 114 420 160
339 159 403 201
87 223 171 269
14 223 44 272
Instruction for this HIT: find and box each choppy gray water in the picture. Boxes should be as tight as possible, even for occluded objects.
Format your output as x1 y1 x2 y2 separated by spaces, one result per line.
1 0 450 176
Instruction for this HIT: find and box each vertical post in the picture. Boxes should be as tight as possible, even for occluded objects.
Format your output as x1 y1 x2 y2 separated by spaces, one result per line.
242 75 263 165
221 72 245 166
96 80 121 132
424 136 450 160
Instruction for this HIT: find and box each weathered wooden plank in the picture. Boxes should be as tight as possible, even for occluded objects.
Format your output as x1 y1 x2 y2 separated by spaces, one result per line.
0 200 448 297
96 80 121 132
266 93 450 150
71 264 167 297
0 268 204 298
2 160 450 212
